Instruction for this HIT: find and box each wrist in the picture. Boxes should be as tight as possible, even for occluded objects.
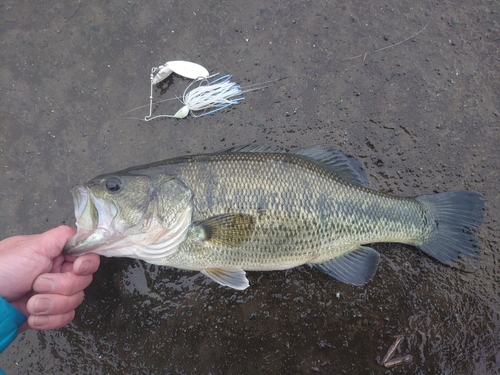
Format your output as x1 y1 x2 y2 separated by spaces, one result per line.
0 296 27 353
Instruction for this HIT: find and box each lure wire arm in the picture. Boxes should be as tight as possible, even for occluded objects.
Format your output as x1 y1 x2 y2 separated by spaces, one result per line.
144 67 157 121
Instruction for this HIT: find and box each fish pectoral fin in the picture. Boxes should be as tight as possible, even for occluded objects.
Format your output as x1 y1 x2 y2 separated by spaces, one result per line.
195 214 255 248
313 246 380 285
201 268 250 290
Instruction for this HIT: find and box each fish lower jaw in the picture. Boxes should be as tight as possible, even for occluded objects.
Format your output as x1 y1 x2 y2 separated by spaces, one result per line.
65 228 114 256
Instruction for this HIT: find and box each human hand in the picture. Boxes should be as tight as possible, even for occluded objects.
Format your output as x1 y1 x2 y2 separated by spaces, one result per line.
0 226 100 332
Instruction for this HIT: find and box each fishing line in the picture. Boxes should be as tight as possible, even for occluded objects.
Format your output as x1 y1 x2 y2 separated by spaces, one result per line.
118 0 432 121
301 0 432 74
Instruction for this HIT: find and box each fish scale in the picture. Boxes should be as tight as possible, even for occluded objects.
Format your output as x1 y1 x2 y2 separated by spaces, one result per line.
65 145 484 290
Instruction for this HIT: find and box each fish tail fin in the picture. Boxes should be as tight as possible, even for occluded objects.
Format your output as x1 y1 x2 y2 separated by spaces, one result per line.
415 191 484 263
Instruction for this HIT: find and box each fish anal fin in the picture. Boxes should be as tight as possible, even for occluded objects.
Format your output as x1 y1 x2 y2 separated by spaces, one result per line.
201 268 249 290
313 246 380 285
195 213 255 248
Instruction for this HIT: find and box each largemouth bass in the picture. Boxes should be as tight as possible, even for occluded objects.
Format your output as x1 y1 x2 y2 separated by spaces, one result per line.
65 146 484 289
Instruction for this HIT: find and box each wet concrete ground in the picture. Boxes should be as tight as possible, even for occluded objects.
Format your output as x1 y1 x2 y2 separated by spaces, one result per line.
1 0 499 373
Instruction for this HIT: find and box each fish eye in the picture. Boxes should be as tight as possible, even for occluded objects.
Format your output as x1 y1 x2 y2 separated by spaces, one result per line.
105 177 122 193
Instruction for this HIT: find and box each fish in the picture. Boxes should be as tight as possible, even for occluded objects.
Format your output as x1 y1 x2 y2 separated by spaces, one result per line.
64 145 484 290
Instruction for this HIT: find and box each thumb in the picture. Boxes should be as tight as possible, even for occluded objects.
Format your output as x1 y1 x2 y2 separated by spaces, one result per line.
36 226 77 259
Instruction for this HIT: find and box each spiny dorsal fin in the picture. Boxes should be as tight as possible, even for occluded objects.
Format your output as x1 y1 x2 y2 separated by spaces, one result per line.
201 268 249 290
313 246 380 285
292 146 369 187
195 213 256 248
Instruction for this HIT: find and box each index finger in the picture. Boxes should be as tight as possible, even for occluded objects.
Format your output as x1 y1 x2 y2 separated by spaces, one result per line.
73 253 100 275
59 253 100 274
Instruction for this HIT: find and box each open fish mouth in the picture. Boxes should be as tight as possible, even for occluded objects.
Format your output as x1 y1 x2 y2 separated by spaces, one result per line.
64 185 118 255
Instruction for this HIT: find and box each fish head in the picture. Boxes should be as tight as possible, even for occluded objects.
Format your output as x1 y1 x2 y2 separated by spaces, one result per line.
64 170 193 263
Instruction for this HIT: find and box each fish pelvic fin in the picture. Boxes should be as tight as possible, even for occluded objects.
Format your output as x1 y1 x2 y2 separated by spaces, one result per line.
194 213 256 248
313 246 380 285
202 268 249 290
415 191 484 264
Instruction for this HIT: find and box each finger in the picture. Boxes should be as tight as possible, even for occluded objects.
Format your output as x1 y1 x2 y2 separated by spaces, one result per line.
61 261 74 273
35 226 77 259
26 292 85 316
27 310 76 330
33 272 93 295
58 253 100 274
48 253 66 273
73 253 100 275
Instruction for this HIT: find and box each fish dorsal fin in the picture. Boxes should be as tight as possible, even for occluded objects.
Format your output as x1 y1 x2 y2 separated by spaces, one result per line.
313 246 380 285
292 146 369 187
195 213 256 248
221 144 274 153
202 268 249 290
222 144 368 187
